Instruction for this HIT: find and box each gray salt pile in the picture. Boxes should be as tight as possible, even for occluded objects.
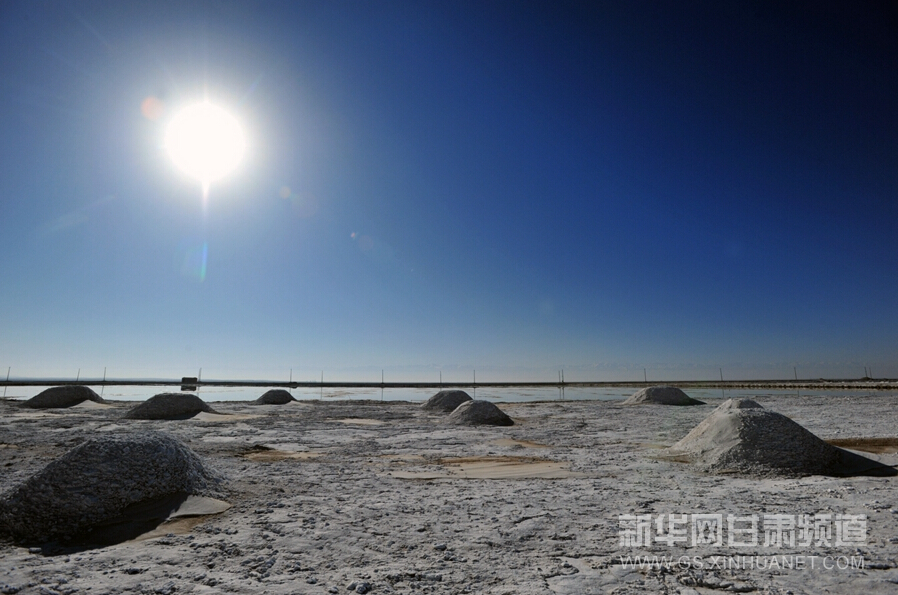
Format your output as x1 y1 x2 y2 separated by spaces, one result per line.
20 385 108 409
623 385 705 406
124 393 219 420
254 389 296 405
422 390 473 412
666 398 896 477
714 398 763 412
0 431 221 544
447 400 514 426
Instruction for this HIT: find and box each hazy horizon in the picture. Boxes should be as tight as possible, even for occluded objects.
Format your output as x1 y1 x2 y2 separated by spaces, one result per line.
1 361 889 384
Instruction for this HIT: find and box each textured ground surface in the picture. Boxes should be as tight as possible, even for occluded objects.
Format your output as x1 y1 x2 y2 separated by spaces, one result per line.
2 393 898 594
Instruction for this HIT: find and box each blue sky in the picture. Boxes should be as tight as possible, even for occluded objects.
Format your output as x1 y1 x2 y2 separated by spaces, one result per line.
1 1 896 382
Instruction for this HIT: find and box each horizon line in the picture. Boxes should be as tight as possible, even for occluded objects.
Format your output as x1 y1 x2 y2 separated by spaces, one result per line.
2 377 896 390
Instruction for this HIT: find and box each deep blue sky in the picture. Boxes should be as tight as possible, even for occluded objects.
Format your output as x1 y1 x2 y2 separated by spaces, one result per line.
1 1 896 382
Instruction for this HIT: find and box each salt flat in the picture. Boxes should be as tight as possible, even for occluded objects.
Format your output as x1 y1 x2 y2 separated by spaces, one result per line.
2 393 898 594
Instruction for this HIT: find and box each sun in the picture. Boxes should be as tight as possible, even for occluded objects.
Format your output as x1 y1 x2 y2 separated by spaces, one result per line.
165 101 245 191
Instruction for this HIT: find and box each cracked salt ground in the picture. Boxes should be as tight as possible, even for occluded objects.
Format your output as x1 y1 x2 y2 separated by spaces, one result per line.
2 395 898 593
389 456 585 480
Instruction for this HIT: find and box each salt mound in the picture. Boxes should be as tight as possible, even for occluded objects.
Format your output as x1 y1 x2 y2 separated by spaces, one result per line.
254 389 296 405
623 386 705 406
715 397 763 411
667 399 895 477
422 390 473 412
124 393 218 420
447 400 514 426
0 431 221 544
20 385 107 409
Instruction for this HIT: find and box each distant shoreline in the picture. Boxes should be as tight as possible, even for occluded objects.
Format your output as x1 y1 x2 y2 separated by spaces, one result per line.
2 378 897 390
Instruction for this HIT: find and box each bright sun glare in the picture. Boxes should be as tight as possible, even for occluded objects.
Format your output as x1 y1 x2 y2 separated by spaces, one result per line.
165 102 245 190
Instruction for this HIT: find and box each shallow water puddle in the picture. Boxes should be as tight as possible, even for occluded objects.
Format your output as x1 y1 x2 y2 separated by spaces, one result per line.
489 438 550 448
130 496 231 542
70 400 116 409
331 418 386 425
3 410 64 419
240 445 323 461
825 437 898 454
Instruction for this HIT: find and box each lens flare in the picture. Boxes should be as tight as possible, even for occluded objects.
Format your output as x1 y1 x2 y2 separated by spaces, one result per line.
180 241 209 282
141 96 165 121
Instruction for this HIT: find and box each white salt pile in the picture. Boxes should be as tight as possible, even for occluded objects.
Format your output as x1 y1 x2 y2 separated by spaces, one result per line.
447 400 514 426
421 389 473 412
124 393 219 420
253 389 296 405
0 431 221 544
623 385 705 406
666 398 895 477
20 385 108 409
